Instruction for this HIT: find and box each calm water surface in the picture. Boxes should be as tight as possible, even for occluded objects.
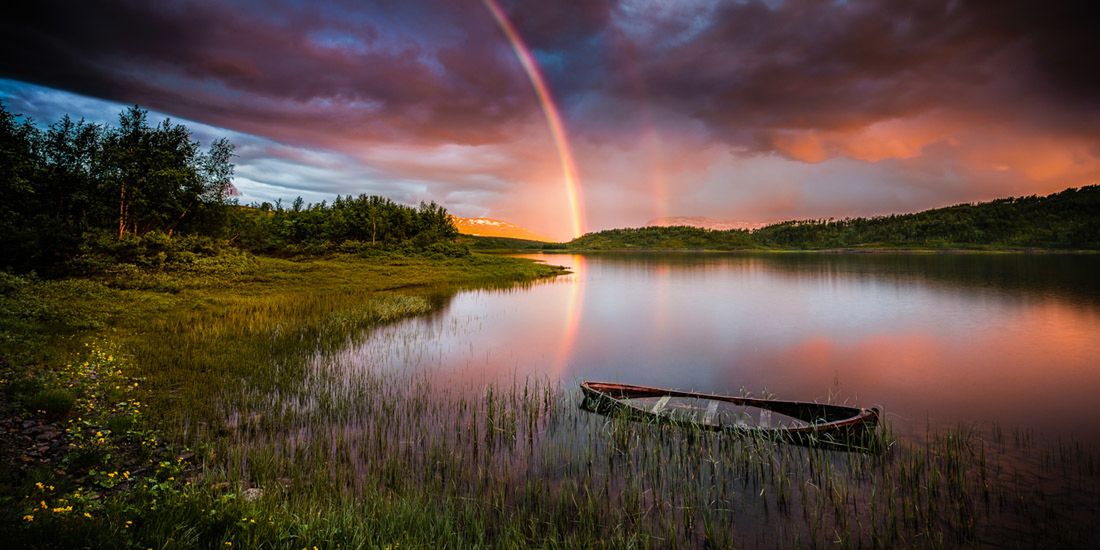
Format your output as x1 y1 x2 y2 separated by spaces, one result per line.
343 253 1100 439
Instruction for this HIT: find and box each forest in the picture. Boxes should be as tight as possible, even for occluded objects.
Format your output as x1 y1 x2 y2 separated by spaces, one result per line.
568 186 1100 250
0 104 460 275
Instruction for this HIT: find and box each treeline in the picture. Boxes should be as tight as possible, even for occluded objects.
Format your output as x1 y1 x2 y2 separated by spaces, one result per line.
568 186 1100 250
227 195 458 254
1 103 234 272
753 187 1100 249
0 103 461 274
568 225 755 250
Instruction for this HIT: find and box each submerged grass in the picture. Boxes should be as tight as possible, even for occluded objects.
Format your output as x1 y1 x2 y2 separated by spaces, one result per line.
2 252 1098 548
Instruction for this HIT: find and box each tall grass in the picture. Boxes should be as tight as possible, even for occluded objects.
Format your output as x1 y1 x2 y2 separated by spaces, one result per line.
182 356 1100 547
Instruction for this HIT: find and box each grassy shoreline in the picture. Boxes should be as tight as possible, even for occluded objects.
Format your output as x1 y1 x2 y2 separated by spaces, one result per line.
0 252 565 547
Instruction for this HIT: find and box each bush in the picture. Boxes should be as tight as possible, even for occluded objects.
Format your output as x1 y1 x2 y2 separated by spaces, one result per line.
24 387 76 418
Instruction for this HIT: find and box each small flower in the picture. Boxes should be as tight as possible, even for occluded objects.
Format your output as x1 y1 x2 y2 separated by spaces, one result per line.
84 512 92 518
35 482 44 490
23 514 34 522
40 500 48 509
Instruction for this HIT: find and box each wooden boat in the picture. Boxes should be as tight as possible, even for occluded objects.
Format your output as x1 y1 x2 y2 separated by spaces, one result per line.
580 381 880 446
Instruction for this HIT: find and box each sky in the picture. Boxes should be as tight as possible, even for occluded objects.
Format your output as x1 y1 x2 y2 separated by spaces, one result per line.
2 0 1098 240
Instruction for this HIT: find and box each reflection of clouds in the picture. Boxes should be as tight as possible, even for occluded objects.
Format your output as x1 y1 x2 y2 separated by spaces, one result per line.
735 298 1100 436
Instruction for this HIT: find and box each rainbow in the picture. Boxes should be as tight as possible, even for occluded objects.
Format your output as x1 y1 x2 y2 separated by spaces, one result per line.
483 0 585 239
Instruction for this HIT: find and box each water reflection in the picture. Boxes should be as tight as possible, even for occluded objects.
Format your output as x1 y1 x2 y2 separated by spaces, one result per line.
339 253 1100 439
552 254 585 377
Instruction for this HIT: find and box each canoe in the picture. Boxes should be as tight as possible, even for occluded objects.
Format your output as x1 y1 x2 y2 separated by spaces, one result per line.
580 380 880 445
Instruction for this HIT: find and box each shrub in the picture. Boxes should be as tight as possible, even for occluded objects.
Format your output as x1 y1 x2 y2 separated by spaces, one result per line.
24 387 76 418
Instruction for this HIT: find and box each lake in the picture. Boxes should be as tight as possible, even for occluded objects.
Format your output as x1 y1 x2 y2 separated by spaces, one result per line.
340 252 1100 440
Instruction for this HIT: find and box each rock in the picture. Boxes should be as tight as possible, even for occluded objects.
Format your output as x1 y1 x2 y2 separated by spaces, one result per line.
22 420 36 429
243 487 263 501
35 428 60 441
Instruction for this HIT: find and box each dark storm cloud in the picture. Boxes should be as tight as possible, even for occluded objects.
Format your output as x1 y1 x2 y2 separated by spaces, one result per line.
589 0 1100 151
4 0 1095 154
0 0 534 148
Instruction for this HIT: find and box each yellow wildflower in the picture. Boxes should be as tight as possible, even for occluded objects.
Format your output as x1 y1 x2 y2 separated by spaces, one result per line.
23 514 33 522
35 482 44 490
84 512 92 518
40 500 47 509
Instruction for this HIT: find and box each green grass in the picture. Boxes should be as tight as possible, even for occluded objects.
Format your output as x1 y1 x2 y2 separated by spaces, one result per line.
2 251 1098 548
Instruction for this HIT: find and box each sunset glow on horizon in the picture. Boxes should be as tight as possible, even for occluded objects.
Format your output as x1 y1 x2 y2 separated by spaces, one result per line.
2 1 1098 240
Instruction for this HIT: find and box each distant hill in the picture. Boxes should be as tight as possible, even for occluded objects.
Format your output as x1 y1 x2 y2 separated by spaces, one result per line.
646 216 768 231
569 186 1100 250
451 216 550 241
455 234 562 251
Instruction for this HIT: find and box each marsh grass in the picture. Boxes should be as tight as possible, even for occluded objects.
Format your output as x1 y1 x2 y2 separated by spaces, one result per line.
4 253 1099 547
197 357 1100 547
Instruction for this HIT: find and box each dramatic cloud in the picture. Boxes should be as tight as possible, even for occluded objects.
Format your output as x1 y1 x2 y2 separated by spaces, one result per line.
2 0 1098 238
